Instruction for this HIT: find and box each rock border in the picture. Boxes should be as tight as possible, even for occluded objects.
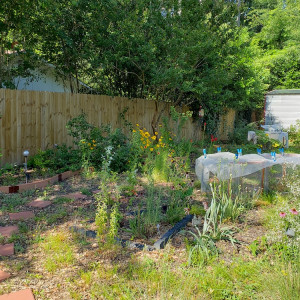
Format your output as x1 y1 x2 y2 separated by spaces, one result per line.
0 170 81 194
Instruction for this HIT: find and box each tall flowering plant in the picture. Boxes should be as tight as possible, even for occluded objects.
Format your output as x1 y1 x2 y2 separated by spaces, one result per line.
279 208 299 232
207 134 218 154
79 138 97 169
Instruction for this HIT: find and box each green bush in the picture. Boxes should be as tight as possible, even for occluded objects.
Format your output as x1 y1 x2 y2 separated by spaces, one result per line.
27 144 81 173
289 120 300 147
67 114 132 173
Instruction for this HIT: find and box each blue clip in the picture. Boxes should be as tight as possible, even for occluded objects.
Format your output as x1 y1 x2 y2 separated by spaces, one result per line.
237 148 242 157
279 148 284 155
203 149 207 158
235 153 239 159
271 151 276 161
217 147 221 153
257 148 262 154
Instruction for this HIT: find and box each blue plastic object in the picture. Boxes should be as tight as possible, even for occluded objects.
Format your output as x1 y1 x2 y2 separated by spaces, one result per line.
279 148 284 155
237 148 242 157
271 151 276 161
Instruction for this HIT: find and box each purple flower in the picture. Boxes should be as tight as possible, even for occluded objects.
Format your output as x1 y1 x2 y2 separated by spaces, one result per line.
290 208 299 215
279 212 286 218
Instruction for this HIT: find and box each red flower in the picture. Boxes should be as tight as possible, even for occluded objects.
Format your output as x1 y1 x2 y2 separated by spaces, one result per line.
210 134 218 142
204 122 206 126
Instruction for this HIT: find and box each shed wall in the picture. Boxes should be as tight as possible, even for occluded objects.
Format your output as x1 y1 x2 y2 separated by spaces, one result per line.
265 93 300 129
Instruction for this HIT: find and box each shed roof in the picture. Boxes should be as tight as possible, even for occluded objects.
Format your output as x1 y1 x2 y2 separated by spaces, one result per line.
266 89 300 95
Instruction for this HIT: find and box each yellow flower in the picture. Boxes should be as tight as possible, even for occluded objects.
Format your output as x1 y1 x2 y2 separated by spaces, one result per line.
155 132 158 135
88 143 91 146
132 129 136 133
143 141 146 145
151 136 156 140
92 140 96 143
159 124 162 127
266 133 269 136
145 132 150 138
136 124 140 127
169 138 172 141
150 148 154 151
140 138 144 141
90 147 93 150
140 146 143 150
81 141 85 144
156 144 160 148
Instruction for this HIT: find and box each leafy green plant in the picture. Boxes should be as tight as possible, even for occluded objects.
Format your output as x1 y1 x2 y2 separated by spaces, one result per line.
128 208 146 239
52 197 73 205
186 226 218 266
249 236 268 256
0 194 28 212
129 186 162 238
95 198 108 242
190 204 206 216
28 145 81 173
107 204 120 244
165 186 192 224
289 120 300 148
67 114 132 173
80 187 92 196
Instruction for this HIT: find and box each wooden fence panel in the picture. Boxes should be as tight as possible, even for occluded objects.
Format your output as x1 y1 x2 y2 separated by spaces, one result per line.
0 89 235 166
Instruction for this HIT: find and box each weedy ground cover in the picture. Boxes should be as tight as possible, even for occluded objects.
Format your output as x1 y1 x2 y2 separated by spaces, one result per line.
0 112 299 299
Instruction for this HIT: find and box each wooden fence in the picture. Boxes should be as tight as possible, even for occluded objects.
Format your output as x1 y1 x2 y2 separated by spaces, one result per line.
0 89 235 166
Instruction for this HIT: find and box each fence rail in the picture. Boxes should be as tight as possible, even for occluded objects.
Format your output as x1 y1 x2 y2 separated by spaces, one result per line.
0 89 235 166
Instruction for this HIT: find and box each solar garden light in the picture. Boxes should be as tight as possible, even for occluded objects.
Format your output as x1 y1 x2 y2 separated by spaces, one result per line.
23 150 29 183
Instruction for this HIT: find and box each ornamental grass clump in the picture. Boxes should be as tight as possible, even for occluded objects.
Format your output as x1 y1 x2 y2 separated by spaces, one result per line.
185 194 238 266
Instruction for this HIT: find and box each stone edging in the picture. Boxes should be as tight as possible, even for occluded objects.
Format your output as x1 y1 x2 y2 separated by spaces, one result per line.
0 170 81 194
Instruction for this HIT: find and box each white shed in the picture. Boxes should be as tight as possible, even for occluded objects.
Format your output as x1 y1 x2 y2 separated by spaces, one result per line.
12 62 91 94
3 51 91 93
265 90 300 129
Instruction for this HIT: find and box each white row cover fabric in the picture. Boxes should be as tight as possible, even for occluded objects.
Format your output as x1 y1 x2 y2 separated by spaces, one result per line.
195 152 300 192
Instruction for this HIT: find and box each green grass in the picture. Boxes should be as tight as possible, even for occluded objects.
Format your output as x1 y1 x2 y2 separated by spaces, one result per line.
0 194 29 212
40 231 76 273
52 196 73 205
